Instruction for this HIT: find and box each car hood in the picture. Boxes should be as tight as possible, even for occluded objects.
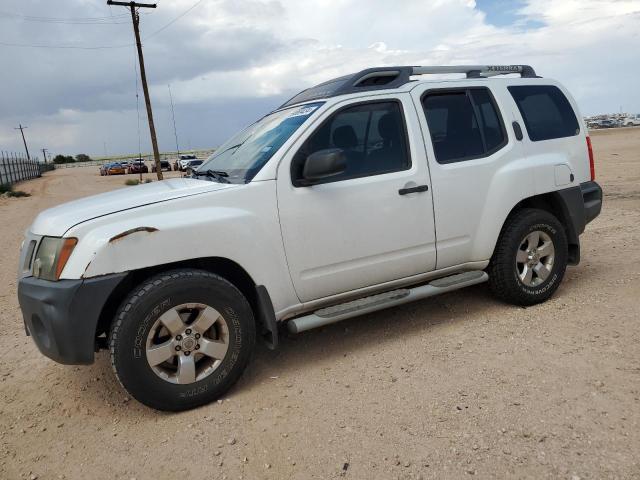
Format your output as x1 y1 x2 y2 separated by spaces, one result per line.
30 178 237 236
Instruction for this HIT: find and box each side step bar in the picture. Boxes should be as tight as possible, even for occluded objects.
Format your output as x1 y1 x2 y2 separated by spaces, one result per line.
287 271 488 334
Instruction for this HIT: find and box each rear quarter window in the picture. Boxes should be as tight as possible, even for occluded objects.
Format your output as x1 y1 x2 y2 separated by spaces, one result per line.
508 85 579 141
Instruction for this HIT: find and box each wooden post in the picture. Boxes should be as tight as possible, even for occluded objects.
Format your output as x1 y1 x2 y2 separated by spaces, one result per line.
107 1 163 180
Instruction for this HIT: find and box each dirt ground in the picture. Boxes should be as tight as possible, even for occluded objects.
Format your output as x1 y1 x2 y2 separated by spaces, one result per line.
1 130 639 480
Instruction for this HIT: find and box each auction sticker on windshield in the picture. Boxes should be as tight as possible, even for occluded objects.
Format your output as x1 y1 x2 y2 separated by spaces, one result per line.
287 105 320 118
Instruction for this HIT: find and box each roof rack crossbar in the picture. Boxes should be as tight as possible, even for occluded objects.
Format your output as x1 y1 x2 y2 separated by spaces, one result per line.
411 64 538 78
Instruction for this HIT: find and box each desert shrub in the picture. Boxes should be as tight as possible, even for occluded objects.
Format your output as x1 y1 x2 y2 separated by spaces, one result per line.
125 179 140 186
0 184 30 197
53 155 74 164
7 190 30 197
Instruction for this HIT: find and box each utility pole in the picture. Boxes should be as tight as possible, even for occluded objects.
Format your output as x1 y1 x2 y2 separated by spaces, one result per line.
41 148 48 164
107 0 163 180
168 84 180 157
15 124 31 160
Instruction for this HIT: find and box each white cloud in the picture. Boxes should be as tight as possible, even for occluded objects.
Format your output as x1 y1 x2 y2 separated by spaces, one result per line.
1 0 639 155
162 0 640 111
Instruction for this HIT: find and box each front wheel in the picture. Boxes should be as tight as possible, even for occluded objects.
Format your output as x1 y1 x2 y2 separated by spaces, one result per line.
109 269 256 411
488 208 568 306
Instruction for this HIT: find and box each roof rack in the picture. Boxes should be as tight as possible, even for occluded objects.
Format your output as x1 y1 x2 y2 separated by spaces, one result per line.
280 64 538 108
411 64 538 78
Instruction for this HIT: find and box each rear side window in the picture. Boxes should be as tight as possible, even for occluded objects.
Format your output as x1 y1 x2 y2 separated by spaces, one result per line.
291 101 410 185
422 88 506 164
508 85 579 141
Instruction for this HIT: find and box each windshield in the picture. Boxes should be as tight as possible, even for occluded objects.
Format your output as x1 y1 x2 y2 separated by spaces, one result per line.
197 102 324 183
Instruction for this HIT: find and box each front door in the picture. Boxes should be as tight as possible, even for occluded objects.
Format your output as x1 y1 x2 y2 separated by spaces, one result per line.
277 95 437 302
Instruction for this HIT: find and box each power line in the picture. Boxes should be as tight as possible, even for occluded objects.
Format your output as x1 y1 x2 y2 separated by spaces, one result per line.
145 0 207 39
0 9 153 22
0 11 131 24
134 42 144 181
0 40 132 49
0 0 205 49
134 42 143 162
168 84 180 157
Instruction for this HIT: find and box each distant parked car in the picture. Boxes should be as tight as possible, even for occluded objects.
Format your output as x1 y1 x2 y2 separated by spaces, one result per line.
623 114 640 127
590 119 618 129
175 154 197 171
99 163 109 176
128 160 149 175
600 119 619 128
184 160 204 176
151 160 171 172
106 163 126 175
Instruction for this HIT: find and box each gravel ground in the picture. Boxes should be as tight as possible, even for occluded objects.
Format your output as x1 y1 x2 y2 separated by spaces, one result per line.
1 129 639 480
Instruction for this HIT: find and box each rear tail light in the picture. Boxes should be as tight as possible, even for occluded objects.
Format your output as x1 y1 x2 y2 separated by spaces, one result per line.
586 136 595 181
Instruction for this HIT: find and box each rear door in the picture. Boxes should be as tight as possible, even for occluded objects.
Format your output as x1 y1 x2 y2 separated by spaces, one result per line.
276 94 437 302
411 83 529 269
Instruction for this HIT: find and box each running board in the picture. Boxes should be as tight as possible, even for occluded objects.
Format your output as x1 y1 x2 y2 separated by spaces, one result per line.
287 271 488 334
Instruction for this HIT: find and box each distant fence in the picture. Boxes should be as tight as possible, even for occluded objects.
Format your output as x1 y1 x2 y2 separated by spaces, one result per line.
0 151 50 186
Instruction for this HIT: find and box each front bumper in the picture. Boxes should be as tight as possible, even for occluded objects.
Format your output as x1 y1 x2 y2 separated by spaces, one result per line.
18 273 126 365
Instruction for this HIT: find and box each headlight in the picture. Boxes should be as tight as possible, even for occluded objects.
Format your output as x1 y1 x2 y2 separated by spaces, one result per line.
32 237 77 281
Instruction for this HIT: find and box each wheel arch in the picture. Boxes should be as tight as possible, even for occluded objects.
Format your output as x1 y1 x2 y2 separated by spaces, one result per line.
502 189 583 265
95 256 278 349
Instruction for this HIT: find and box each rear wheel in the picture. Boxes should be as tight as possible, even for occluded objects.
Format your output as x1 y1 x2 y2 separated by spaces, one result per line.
109 269 256 411
488 208 568 306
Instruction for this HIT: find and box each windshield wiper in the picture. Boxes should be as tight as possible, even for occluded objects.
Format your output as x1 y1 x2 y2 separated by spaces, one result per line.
211 143 242 159
194 169 231 183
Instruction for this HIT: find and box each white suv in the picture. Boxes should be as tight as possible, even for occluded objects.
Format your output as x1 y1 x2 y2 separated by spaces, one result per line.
623 114 640 127
17 65 602 410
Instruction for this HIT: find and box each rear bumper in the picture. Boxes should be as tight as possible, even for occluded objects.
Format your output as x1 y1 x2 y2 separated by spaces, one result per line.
581 181 602 225
557 180 602 236
17 273 126 365
555 181 602 265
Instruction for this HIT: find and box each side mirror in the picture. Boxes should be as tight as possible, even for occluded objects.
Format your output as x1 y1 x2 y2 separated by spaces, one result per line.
301 148 346 185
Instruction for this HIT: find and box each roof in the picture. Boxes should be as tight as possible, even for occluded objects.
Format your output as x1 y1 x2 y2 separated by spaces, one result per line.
280 64 538 108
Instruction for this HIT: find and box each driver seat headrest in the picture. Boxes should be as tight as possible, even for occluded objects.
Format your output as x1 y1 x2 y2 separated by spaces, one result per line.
333 125 358 149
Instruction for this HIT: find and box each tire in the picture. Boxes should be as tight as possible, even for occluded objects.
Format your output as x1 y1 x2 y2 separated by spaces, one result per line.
109 269 256 411
488 208 568 306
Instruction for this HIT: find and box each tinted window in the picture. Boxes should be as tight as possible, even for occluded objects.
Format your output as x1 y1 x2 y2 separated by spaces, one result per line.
292 101 410 184
422 88 506 164
508 85 579 141
470 89 505 152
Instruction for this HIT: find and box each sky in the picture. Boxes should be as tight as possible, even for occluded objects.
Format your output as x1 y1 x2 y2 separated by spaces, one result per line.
0 0 639 158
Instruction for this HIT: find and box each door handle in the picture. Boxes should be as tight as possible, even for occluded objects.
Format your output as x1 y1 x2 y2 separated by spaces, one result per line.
398 184 429 195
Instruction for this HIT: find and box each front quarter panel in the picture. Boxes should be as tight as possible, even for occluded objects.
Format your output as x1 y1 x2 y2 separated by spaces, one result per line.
61 181 299 314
